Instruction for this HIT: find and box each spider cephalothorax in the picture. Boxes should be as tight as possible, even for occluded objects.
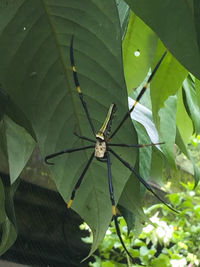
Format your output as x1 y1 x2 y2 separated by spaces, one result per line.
45 35 177 261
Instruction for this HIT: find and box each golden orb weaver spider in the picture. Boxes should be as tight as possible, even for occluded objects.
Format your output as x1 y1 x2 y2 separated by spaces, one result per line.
45 36 177 261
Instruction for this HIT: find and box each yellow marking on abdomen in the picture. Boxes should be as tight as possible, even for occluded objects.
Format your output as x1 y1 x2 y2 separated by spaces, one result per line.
112 205 117 216
77 86 82 93
72 65 76 72
67 199 73 208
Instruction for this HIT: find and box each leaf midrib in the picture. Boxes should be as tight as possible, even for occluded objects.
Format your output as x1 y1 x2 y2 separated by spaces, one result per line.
41 0 102 242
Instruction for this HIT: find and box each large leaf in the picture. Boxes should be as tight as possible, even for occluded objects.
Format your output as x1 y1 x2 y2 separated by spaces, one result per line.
124 0 200 79
0 0 138 256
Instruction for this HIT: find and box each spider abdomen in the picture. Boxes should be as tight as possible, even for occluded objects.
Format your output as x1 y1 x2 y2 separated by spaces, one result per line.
95 140 106 159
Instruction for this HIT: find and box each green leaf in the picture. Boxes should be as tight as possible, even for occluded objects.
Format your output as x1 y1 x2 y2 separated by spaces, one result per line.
0 83 35 139
194 0 200 55
6 97 36 140
128 97 160 144
134 121 152 185
0 177 6 223
118 205 135 234
158 96 177 169
124 0 200 79
116 0 130 39
150 148 164 185
0 116 35 184
0 85 9 121
176 88 193 145
119 172 147 223
0 0 137 256
0 216 17 255
0 176 17 255
195 78 200 107
128 97 166 183
176 128 200 187
150 43 187 126
140 245 149 257
151 254 170 267
123 11 158 92
182 75 200 135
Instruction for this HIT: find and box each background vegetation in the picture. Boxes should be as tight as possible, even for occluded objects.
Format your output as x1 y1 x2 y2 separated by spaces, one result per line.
83 137 200 266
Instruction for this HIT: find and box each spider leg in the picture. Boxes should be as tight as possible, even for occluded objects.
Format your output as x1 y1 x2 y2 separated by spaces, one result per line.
109 142 164 148
70 36 96 136
109 148 178 213
45 145 95 165
73 131 96 143
106 151 135 261
67 152 94 208
109 51 167 140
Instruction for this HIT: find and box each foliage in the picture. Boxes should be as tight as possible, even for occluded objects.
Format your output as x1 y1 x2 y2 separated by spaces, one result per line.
0 0 200 258
83 181 200 267
188 135 200 169
0 176 18 255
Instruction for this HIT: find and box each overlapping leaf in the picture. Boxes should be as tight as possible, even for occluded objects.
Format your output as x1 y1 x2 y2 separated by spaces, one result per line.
123 11 158 92
124 0 200 79
0 116 35 184
116 0 130 39
150 43 187 126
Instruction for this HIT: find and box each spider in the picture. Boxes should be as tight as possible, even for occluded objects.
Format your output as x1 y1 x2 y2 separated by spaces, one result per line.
45 36 177 260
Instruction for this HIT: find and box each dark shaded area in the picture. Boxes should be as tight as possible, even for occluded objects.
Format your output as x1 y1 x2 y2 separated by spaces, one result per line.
0 172 92 267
